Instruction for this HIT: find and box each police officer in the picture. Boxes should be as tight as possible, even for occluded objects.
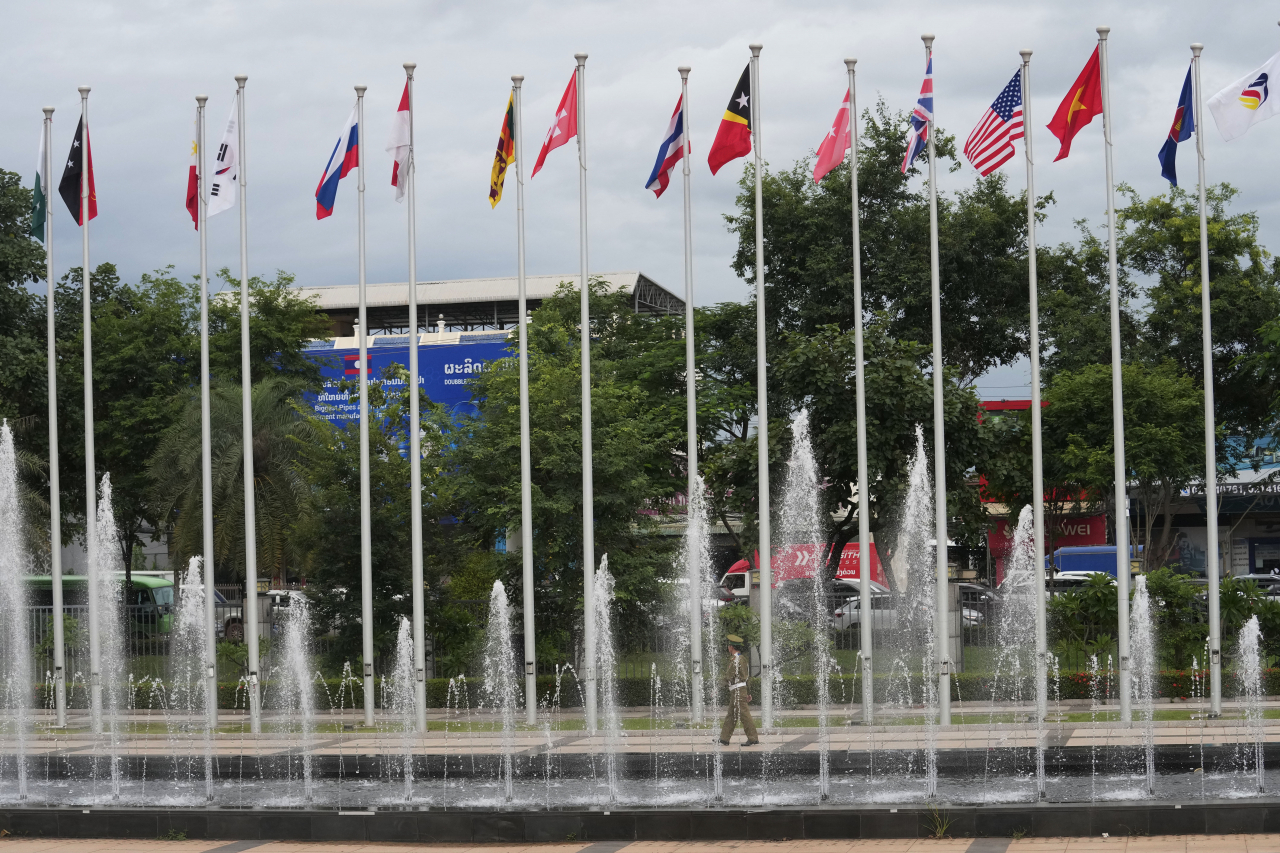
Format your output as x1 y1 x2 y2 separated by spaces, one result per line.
719 634 759 746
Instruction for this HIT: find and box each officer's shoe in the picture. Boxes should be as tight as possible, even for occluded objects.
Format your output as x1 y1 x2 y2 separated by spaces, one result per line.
744 740 761 746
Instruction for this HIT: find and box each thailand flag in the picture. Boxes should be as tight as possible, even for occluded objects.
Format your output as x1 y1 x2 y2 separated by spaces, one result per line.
645 95 686 199
316 104 360 219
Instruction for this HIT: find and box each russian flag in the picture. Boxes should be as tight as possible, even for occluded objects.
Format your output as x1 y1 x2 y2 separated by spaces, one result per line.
645 95 686 199
316 104 360 219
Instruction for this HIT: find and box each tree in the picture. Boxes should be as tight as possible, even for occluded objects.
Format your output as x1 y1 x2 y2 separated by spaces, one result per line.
1118 183 1280 445
0 169 46 428
723 100 1034 384
1042 361 1205 572
441 280 684 655
149 376 321 583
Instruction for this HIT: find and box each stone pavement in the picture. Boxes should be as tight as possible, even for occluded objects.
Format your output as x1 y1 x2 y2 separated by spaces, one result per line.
5 835 1280 851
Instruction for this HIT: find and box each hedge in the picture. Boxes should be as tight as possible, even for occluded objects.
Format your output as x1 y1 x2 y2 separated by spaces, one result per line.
32 667 1273 712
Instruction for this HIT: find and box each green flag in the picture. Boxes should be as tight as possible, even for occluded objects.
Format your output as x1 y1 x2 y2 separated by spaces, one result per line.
30 123 47 242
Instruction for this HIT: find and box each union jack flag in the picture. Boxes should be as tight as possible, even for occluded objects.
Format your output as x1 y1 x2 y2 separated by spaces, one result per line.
964 69 1024 176
901 55 934 173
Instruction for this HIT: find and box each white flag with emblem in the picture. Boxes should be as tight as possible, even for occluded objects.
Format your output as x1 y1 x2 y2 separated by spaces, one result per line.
1208 52 1280 142
208 99 239 216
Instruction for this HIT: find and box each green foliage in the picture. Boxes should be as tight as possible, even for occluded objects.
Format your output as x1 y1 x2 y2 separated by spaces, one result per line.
1143 567 1208 669
1048 573 1119 647
717 603 760 650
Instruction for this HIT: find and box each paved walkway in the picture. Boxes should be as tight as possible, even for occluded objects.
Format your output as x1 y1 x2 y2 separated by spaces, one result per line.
5 836 1280 851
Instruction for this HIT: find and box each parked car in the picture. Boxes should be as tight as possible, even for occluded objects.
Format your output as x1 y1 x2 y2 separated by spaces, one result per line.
179 583 243 641
830 586 983 631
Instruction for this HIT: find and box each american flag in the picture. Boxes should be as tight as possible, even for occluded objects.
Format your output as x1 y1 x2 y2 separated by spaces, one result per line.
901 56 934 173
964 69 1024 176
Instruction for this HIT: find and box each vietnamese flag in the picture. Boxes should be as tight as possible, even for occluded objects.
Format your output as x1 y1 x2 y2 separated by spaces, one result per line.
708 65 752 176
1047 47 1104 162
186 126 199 229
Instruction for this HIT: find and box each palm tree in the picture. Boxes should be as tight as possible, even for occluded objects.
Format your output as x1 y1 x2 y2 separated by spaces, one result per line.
149 376 321 583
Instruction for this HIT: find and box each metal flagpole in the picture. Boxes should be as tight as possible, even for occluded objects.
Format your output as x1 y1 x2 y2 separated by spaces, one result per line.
235 74 262 735
1097 26 1131 723
749 43 774 730
845 58 873 726
1191 43 1222 717
356 85 375 728
575 52 598 733
78 85 102 736
402 63 428 732
43 105 66 729
512 74 538 726
196 94 218 730
921 34 951 726
679 65 704 726
1021 50 1048 792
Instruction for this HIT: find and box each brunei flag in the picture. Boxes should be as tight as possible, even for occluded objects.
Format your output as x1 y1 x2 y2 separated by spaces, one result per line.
708 65 752 176
490 93 516 208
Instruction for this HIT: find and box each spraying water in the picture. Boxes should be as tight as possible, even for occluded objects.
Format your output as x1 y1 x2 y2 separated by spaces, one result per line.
90 475 127 800
991 505 1040 797
882 427 940 798
1237 615 1265 793
389 617 417 802
777 410 831 800
272 593 317 802
680 474 713 725
170 558 213 800
0 423 31 800
483 581 518 801
592 555 621 803
1129 574 1156 795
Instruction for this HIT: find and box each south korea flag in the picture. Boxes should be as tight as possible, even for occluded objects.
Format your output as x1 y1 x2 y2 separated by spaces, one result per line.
208 99 239 216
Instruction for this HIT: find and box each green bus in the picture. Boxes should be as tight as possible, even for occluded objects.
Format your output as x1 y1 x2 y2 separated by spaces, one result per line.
25 573 175 635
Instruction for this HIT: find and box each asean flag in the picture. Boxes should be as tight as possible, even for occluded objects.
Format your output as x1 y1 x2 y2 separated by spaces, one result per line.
316 104 360 219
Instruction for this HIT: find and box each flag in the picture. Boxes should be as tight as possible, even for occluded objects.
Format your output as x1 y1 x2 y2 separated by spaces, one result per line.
315 104 359 220
531 72 577 178
1158 66 1195 186
208 100 239 218
57 116 97 225
186 122 199 229
387 81 411 202
964 69 1024 176
708 65 751 176
812 89 850 184
30 125 47 242
1047 47 1103 162
1208 51 1280 142
645 94 686 197
901 56 933 174
489 93 516 207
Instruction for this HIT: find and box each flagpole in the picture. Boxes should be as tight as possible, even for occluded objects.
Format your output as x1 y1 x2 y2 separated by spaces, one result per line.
402 64 428 733
512 74 538 727
196 93 218 732
678 65 704 726
355 84 375 729
843 58 874 726
748 43 773 731
43 105 67 730
235 73 263 736
1096 26 1131 723
575 51 598 734
1191 42 1222 717
1021 49 1048 796
78 85 102 736
921 34 951 728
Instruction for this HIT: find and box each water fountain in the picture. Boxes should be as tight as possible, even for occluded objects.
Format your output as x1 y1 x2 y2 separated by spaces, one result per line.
482 582 517 801
777 410 831 800
592 555 621 804
269 592 316 802
989 505 1039 797
1129 574 1156 795
0 423 31 801
387 617 417 803
1238 615 1265 793
169 558 213 801
90 474 127 800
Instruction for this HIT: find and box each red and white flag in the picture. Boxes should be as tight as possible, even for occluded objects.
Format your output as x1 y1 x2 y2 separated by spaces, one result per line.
186 120 199 229
386 81 412 201
531 71 578 178
813 89 851 184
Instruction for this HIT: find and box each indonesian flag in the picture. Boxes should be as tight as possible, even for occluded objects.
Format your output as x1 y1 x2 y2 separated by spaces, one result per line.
813 89 851 184
186 120 199 229
386 81 411 201
531 71 578 178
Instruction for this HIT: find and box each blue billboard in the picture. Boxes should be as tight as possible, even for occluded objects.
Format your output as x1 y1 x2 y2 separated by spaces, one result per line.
308 338 512 428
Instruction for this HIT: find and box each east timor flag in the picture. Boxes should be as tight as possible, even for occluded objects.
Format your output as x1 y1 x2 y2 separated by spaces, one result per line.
1047 46 1103 162
489 93 516 208
708 65 752 176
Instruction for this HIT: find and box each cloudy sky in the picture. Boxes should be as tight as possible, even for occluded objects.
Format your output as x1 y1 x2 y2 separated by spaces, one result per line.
5 0 1280 397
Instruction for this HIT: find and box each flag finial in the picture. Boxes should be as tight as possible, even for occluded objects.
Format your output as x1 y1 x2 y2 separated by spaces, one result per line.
403 62 416 74
575 52 588 63
235 75 247 85
750 43 762 56
196 95 207 106
78 86 90 95
922 34 935 50
1020 49 1032 61
43 106 54 118
1190 44 1203 57
678 66 690 80
844 58 857 71
512 74 524 85
1096 26 1110 38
